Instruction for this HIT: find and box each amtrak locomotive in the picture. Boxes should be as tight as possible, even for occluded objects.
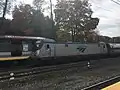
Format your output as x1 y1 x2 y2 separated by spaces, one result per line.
0 35 120 62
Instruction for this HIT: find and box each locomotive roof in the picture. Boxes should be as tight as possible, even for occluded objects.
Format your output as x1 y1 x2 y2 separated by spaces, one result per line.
0 35 55 42
109 43 120 48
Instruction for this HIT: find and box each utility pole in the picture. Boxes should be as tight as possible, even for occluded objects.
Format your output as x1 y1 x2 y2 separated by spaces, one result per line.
49 0 55 39
2 0 8 19
50 0 53 23
50 0 56 58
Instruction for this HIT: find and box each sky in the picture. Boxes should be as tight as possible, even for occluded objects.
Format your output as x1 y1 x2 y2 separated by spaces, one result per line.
90 0 120 37
6 0 120 37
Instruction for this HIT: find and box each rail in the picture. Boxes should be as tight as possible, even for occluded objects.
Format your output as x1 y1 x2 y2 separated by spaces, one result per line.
82 75 120 90
0 57 119 83
0 60 99 81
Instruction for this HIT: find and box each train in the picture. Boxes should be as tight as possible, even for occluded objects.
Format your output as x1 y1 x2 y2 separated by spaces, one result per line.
35 40 120 60
0 35 120 64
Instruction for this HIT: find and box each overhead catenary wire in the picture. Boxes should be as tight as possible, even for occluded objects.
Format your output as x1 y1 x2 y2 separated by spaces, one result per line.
117 0 120 2
111 0 120 6
94 5 113 12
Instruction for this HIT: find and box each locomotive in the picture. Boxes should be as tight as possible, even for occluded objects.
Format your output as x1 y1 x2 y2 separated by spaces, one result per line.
0 35 120 63
35 41 120 60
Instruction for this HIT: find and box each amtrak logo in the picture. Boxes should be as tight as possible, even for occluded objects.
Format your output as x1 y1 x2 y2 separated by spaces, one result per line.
77 45 87 53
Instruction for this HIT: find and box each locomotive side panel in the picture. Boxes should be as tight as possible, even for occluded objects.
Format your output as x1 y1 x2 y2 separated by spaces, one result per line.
79 44 101 55
37 43 55 57
54 43 107 56
38 43 109 58
55 43 81 56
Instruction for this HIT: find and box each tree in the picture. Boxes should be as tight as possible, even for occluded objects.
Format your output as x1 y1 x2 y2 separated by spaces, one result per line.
0 17 11 34
0 0 14 14
10 3 56 38
33 0 45 11
0 0 15 30
10 4 33 35
56 30 71 42
30 9 46 36
29 10 56 38
42 16 56 38
99 35 112 43
32 0 56 39
55 0 99 42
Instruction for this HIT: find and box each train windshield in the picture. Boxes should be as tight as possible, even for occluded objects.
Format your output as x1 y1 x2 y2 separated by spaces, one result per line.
36 40 44 49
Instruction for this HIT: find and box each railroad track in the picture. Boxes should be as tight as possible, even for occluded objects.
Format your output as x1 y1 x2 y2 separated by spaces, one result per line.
0 57 119 82
0 59 101 81
82 75 120 90
0 57 119 90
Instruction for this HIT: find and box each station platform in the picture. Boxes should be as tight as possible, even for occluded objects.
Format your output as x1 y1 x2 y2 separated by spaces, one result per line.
0 56 30 61
102 81 120 90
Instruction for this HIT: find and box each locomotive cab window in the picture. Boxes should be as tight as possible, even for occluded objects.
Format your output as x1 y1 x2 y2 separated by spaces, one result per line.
46 44 50 49
103 45 105 48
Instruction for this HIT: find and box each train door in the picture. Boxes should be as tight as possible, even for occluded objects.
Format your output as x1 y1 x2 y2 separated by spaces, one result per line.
35 41 52 57
106 43 111 54
99 42 107 53
45 44 51 57
43 43 54 57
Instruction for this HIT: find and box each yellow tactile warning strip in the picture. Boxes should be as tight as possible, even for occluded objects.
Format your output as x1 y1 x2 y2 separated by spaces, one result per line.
0 56 30 61
102 82 120 90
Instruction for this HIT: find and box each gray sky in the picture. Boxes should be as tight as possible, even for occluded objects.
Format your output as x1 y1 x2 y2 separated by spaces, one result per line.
90 0 120 37
6 0 120 37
